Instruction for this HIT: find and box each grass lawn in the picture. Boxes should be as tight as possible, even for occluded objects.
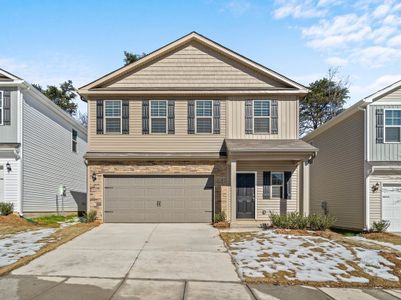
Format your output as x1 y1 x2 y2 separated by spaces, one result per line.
0 214 98 276
221 229 401 288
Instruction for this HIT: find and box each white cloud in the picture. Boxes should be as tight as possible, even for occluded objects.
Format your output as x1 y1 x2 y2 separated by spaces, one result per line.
372 4 391 18
353 46 401 67
222 0 251 16
273 0 328 19
351 74 401 101
387 34 401 47
326 56 348 66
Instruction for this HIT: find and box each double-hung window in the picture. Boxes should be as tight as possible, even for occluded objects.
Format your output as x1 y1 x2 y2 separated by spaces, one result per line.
0 91 3 125
196 100 213 133
72 129 78 153
150 100 167 133
104 100 122 134
271 172 284 198
253 100 270 133
385 109 401 143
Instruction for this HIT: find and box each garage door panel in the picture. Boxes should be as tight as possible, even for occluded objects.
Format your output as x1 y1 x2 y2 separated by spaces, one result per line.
382 184 401 232
104 175 213 223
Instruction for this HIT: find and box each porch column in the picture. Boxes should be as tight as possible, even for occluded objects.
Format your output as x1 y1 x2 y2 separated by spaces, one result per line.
230 160 237 222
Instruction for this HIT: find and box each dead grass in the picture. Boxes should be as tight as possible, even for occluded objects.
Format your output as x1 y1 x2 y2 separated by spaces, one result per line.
0 214 40 237
0 222 99 276
363 232 401 245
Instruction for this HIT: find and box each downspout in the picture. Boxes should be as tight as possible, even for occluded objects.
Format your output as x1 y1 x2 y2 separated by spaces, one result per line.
18 87 24 216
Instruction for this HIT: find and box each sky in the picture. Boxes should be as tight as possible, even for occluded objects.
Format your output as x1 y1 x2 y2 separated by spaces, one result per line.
1 0 401 114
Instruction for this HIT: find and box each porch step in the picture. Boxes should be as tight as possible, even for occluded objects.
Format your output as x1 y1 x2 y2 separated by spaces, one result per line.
230 220 265 228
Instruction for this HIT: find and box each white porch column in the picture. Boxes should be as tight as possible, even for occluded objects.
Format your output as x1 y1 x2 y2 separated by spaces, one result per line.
301 162 310 216
230 160 237 221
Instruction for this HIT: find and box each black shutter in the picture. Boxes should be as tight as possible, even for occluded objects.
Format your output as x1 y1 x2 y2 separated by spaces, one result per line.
122 100 129 134
168 100 175 134
96 100 104 134
263 171 271 199
188 100 195 134
284 171 292 200
3 90 11 125
213 100 220 134
271 100 278 134
376 108 384 143
245 100 253 134
142 100 149 134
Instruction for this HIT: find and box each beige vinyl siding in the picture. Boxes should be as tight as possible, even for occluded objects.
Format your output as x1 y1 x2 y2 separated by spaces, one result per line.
88 99 226 152
107 43 287 89
237 161 299 221
308 111 365 230
369 174 401 225
227 96 299 139
375 88 401 102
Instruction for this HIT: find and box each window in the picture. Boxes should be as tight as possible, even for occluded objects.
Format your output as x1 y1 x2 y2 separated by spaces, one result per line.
385 109 401 143
196 100 213 133
271 172 284 198
104 100 122 133
253 100 270 133
150 100 167 133
72 129 78 153
0 91 3 125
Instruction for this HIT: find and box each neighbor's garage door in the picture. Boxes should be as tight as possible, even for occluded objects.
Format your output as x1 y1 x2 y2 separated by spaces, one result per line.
104 176 214 223
382 184 401 231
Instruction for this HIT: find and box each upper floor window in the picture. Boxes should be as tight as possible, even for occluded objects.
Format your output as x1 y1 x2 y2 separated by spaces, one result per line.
104 100 122 134
150 100 167 133
385 109 401 143
0 91 3 125
72 129 78 152
196 100 213 133
253 100 270 133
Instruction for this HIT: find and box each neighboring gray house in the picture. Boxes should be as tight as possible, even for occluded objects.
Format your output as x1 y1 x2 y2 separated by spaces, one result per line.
303 80 401 232
0 68 87 216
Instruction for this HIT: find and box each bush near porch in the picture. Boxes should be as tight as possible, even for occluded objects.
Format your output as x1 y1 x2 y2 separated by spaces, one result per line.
266 212 336 231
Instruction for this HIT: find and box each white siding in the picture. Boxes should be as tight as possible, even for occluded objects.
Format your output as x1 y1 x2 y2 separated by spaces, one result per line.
22 92 87 213
0 157 21 212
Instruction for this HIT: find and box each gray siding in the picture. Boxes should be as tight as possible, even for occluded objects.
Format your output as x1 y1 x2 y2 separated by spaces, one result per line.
369 104 401 161
22 91 87 213
0 87 18 143
308 111 365 230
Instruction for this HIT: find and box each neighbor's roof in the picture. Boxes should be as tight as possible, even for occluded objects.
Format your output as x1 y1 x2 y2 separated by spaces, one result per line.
303 79 401 141
225 139 318 154
79 31 308 96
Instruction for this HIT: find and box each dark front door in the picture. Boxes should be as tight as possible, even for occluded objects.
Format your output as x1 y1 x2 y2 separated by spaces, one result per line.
236 173 255 219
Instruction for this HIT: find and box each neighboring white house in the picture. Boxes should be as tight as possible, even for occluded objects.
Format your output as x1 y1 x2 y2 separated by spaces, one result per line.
303 80 401 232
0 68 87 216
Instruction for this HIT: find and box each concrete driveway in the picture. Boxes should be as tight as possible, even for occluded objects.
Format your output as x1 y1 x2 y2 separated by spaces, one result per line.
2 224 400 300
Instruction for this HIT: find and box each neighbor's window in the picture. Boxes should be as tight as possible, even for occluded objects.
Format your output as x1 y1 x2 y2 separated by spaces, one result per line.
0 91 3 125
253 100 270 133
150 100 167 133
385 110 401 143
104 100 122 133
72 129 78 153
271 172 284 198
196 100 213 133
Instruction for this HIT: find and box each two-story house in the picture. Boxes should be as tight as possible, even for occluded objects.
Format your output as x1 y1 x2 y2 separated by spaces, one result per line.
0 68 87 216
79 32 317 224
304 80 401 232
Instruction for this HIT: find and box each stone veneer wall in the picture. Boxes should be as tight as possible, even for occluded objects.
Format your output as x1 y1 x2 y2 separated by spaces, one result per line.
87 160 229 222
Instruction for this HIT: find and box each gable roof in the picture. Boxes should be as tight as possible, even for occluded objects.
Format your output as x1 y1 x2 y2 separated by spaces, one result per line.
79 32 308 96
303 79 401 141
0 68 23 82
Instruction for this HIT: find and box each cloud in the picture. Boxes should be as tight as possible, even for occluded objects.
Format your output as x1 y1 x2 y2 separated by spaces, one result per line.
222 0 251 16
326 56 348 66
351 74 401 101
387 34 401 47
353 46 401 67
273 0 328 19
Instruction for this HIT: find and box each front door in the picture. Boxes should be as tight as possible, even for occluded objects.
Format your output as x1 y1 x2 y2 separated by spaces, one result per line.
236 173 255 219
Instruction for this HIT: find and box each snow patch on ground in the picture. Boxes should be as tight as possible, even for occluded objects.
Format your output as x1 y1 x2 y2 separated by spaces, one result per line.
228 231 398 283
0 228 56 267
351 236 401 253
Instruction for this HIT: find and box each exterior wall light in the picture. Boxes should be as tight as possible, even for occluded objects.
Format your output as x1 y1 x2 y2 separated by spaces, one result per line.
92 172 97 182
6 162 11 173
372 182 380 192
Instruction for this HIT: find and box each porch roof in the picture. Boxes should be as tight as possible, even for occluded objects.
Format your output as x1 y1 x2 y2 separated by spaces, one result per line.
225 139 318 161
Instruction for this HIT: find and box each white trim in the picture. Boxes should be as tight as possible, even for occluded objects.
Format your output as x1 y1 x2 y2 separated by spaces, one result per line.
383 108 401 143
364 106 370 230
149 100 168 134
0 90 3 125
370 102 401 105
18 88 23 215
195 100 214 134
253 99 271 134
236 171 257 220
103 100 122 134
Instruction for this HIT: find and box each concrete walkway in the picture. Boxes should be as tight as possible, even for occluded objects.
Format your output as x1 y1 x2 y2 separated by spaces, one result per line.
0 224 400 299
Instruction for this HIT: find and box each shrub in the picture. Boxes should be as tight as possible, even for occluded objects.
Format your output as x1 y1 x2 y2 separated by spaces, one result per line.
81 210 97 223
214 212 226 223
0 202 14 216
268 211 336 231
372 220 390 233
308 213 337 231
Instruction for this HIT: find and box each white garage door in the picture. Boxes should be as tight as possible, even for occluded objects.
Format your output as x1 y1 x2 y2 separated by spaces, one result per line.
382 184 401 232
